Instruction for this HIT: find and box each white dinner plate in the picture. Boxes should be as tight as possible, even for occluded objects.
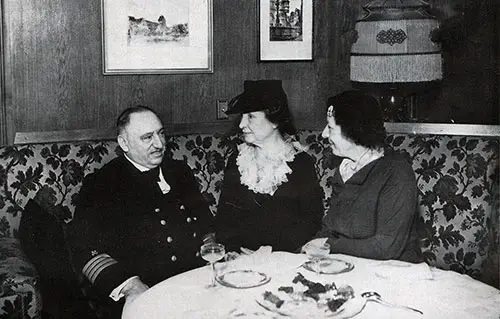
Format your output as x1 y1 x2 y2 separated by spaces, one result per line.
303 258 354 274
216 270 271 289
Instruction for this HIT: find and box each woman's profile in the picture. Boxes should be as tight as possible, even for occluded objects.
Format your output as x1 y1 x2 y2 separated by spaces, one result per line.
215 80 323 253
305 90 422 263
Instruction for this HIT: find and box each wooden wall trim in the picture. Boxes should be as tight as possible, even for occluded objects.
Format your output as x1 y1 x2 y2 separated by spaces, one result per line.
15 128 116 144
14 122 500 145
385 123 500 137
14 122 234 144
0 1 6 146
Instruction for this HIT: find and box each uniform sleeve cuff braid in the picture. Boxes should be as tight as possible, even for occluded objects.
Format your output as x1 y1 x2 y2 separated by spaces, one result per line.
82 253 118 284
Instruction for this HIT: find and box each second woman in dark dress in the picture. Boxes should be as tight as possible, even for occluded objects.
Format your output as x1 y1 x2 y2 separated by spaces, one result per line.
215 80 324 252
305 90 422 262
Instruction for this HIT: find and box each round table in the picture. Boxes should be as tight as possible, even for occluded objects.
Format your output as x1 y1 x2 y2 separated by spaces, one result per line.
122 252 500 319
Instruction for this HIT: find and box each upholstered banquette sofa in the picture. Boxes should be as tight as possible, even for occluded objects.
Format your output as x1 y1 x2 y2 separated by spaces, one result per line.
0 127 498 318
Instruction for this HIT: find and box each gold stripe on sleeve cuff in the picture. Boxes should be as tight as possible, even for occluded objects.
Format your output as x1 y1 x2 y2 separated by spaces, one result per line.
82 253 118 284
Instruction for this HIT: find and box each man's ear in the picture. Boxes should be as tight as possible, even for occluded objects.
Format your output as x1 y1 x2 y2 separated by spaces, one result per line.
117 134 129 153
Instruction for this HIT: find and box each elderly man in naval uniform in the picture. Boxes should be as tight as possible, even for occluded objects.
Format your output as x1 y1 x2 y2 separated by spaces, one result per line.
68 105 215 318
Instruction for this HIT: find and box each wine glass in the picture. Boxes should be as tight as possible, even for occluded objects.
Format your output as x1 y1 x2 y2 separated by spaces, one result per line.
200 242 225 288
304 242 331 273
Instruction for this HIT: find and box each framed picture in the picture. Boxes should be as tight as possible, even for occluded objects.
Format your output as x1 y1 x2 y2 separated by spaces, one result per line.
101 0 213 74
259 0 313 61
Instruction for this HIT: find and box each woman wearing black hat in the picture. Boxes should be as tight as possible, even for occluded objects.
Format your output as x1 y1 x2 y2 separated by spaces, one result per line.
215 80 323 253
304 90 422 262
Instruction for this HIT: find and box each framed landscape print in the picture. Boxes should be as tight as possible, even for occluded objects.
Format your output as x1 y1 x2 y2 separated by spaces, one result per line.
259 0 313 61
101 0 213 74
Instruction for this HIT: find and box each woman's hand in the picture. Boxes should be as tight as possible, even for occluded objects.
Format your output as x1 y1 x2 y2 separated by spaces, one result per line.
301 238 329 253
240 247 255 255
224 251 241 261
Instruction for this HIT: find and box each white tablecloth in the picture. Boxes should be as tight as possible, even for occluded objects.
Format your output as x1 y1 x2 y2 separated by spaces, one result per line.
122 252 500 319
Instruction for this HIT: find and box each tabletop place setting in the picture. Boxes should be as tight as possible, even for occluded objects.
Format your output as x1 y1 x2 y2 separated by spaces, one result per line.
195 240 412 319
202 240 358 290
122 242 500 319
302 241 355 275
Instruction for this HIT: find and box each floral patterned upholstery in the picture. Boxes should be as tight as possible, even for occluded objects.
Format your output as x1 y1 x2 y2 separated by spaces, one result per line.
0 238 41 319
0 131 498 318
385 134 499 281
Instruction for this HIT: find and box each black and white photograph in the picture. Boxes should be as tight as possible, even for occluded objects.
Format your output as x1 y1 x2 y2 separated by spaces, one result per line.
259 0 313 61
269 0 304 42
0 0 498 318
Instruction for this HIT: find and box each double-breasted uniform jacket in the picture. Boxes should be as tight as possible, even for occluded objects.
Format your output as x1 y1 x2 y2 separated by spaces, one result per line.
68 155 214 296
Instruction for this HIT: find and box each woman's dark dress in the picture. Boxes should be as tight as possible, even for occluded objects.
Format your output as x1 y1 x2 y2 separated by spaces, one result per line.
215 151 324 252
315 152 422 263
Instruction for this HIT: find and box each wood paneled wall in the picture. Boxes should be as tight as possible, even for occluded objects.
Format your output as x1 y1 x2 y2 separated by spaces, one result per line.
0 0 498 145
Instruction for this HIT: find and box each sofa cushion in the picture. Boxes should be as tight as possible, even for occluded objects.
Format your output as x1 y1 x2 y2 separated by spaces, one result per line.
0 237 42 318
386 134 499 287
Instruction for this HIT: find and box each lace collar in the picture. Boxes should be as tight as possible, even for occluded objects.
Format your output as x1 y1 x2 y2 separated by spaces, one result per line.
236 140 301 195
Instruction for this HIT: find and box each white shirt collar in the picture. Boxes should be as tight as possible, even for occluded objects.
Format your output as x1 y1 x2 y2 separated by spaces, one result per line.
123 154 171 194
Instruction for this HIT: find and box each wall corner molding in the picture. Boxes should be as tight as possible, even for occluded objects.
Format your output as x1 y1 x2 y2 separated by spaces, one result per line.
0 1 7 146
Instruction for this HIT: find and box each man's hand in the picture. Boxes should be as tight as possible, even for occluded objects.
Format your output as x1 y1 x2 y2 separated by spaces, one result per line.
122 277 149 304
121 277 149 317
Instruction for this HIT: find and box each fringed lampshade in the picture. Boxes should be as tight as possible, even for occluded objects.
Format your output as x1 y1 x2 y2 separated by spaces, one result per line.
350 0 442 121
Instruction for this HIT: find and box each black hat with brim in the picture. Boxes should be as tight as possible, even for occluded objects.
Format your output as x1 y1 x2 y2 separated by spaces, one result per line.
226 80 287 115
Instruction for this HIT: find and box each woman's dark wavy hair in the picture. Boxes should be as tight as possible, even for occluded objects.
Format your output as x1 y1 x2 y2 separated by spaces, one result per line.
327 90 386 149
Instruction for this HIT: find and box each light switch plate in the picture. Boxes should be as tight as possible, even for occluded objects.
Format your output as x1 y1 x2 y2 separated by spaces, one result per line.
216 99 229 120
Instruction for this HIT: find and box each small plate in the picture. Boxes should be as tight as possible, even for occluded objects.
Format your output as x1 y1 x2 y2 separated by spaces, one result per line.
216 270 271 289
256 297 332 318
255 299 292 317
303 258 354 274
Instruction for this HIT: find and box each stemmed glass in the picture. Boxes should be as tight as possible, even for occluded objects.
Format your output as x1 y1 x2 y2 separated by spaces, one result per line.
200 242 225 288
304 242 331 273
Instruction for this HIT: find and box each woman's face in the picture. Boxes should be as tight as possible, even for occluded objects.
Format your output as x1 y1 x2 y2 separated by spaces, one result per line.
239 111 277 146
321 110 354 157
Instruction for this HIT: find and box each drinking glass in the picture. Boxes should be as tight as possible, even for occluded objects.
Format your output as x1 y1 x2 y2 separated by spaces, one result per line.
304 242 331 273
200 242 225 288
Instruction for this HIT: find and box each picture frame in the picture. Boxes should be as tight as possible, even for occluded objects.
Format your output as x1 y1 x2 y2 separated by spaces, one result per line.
101 0 213 75
259 0 313 61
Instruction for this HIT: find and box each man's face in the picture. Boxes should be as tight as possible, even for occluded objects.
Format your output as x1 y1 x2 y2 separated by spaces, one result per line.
118 111 166 169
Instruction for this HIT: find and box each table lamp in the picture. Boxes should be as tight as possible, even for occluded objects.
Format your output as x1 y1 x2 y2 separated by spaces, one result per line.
350 0 442 121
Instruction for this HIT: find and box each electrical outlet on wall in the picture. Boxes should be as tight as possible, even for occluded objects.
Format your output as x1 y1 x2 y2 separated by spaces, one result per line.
216 99 229 120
